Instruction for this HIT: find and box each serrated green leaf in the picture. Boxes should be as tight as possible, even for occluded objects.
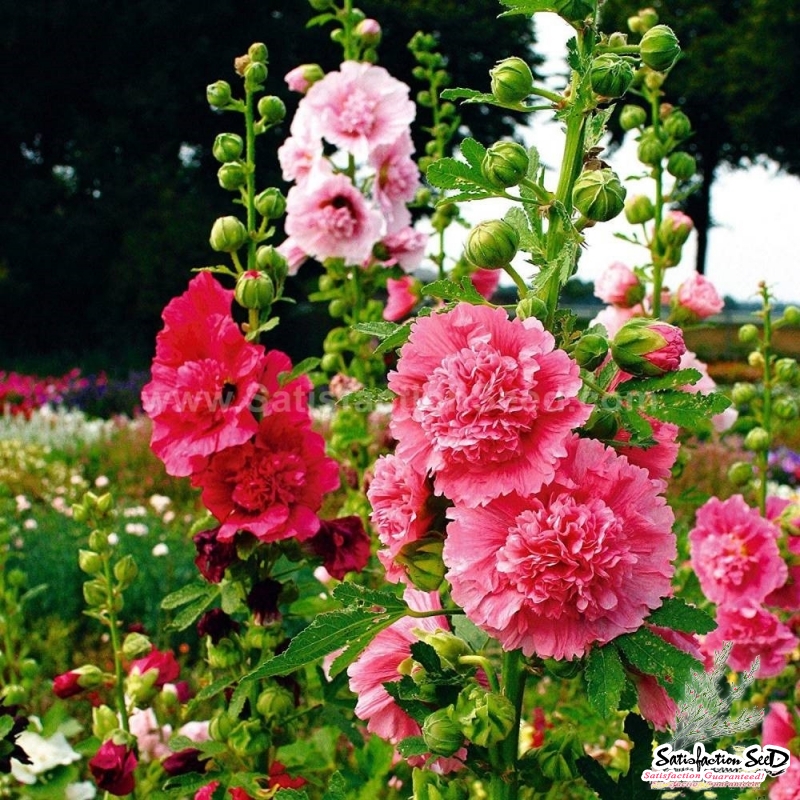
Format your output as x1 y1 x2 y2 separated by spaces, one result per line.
396 736 430 758
646 597 716 635
161 582 217 611
278 357 321 386
162 773 217 794
619 368 702 394
460 137 487 169
585 645 627 719
167 735 226 757
498 0 558 16
586 106 616 151
643 389 732 428
504 206 541 254
435 189 497 204
409 641 443 675
321 772 347 800
332 583 407 612
168 593 218 632
422 277 485 304
440 88 487 102
452 616 490 651
374 323 412 355
245 317 280 341
326 608 408 677
426 157 479 190
191 674 234 705
616 407 654 445
337 386 395 408
352 321 402 339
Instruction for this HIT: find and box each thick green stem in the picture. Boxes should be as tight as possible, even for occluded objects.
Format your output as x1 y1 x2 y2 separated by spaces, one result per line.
757 285 774 516
244 85 257 273
103 556 130 735
488 649 527 800
649 91 666 319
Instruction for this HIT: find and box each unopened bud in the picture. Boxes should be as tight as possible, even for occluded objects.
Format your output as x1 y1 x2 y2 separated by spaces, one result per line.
395 535 446 592
244 61 267 90
663 110 692 140
217 162 247 191
257 95 286 125
464 220 520 269
738 324 760 345
78 549 104 575
122 632 153 660
254 188 286 220
256 685 295 721
590 54 635 98
355 18 381 46
731 382 758 405
92 705 119 740
248 42 268 64
572 333 609 371
658 211 693 248
83 579 107 607
235 270 274 310
255 245 289 282
455 685 516 748
774 358 800 384
210 216 248 253
782 306 800 326
624 194 654 224
416 630 472 671
515 296 547 321
481 141 530 189
422 708 463 757
774 396 799 421
113 554 138 589
744 427 770 452
667 151 696 181
640 25 681 72
284 63 325 94
490 57 534 104
620 104 647 131
572 168 626 222
206 80 232 109
637 131 665 166
728 461 754 487
212 133 244 163
611 318 685 377
748 350 765 369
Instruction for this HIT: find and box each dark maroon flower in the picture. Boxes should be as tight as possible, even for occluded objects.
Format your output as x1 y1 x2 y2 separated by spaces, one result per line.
246 578 283 625
161 747 207 776
128 646 180 687
0 705 31 773
197 608 240 644
194 527 238 583
304 516 371 579
88 739 137 796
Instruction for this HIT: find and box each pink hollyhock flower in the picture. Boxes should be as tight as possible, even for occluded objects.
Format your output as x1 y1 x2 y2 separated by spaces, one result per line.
703 603 798 678
304 516 372 580
589 304 642 338
679 349 737 432
129 646 181 688
594 262 644 307
763 702 796 750
379 227 427 273
129 707 171 761
369 133 421 226
368 454 436 582
676 272 724 319
613 413 680 485
443 436 676 660
285 172 384 264
142 272 267 477
276 237 308 276
689 495 787 605
277 133 328 185
347 588 464 774
471 268 501 300
384 276 419 322
389 304 591 508
195 783 220 800
89 739 137 796
769 757 800 800
251 349 312 419
193 411 340 542
302 61 415 160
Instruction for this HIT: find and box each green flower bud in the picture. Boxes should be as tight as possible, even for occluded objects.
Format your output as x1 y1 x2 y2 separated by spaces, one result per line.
728 461 754 487
663 109 692 140
667 151 697 181
731 382 758 405
481 141 530 189
774 358 800 384
455 685 516 748
125 669 159 705
396 535 446 592
256 245 289 280
748 350 765 369
572 168 626 222
208 712 235 742
464 220 520 269
658 211 693 248
210 216 248 253
416 630 472 671
553 0 594 22
88 529 111 553
638 8 660 30
1 685 26 705
738 323 760 345
96 493 113 514
113 555 138 590
256 685 295 721
254 187 287 219
744 426 770 452
611 318 685 378
92 705 119 740
248 42 268 64
774 396 799 421
72 503 89 523
412 769 469 800
206 638 241 669
581 410 619 441
212 133 244 163
640 24 681 72
217 162 247 191
515 296 547 321
624 194 655 224
590 54 635 98
235 270 274 310
620 104 647 131
229 720 271 758
207 80 232 108
83 579 107 607
244 61 267 89
782 305 800 325
490 57 534 104
422 708 463 757
122 632 153 661
637 131 666 166
572 333 609 371
78 549 104 575
257 95 286 125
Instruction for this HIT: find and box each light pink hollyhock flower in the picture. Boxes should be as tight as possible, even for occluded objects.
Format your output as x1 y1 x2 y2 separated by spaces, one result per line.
379 227 427 273
368 454 436 582
679 349 737 432
689 494 787 605
384 276 420 322
276 237 308 276
285 172 383 264
141 272 267 477
277 134 327 184
471 268 501 300
763 702 796 750
589 304 642 338
303 61 415 160
193 411 340 542
129 708 172 762
594 262 644 307
703 603 798 678
770 758 800 800
347 588 464 774
676 272 724 319
369 133 421 226
389 304 592 508
443 436 676 660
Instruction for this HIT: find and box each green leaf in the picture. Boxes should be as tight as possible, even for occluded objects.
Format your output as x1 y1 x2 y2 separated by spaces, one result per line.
426 157 478 190
161 582 216 611
585 645 627 719
643 389 732 429
337 387 395 408
618 368 702 394
332 583 407 612
498 0 558 16
460 137 487 169
441 88 496 103
374 323 413 356
168 592 218 632
575 754 619 799
191 674 234 704
278 357 321 386
422 277 485 304
326 607 408 677
0 716 13 739
273 789 310 800
352 321 403 339
396 735 429 758
306 12 336 27
190 265 237 277
616 407 654 446
646 596 716 635
452 616 490 651
434 189 496 204
245 317 280 341
162 773 217 795
220 580 243 615
322 771 348 800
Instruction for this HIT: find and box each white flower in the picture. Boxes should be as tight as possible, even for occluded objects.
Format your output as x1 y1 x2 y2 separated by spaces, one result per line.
11 731 82 784
152 543 169 557
66 782 97 800
94 475 110 488
107 533 119 546
23 518 38 530
123 505 147 518
15 495 31 512
149 494 171 515
125 522 149 536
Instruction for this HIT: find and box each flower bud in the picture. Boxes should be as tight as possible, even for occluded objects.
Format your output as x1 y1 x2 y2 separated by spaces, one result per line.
572 333 609 371
256 245 289 282
667 151 696 181
254 187 286 219
620 104 647 131
590 54 635 98
490 57 534 104
244 61 267 89
113 555 138 589
210 216 248 252
728 461 754 487
257 95 286 125
212 133 244 163
78 549 104 575
744 426 770 452
748 350 765 369
731 382 758 405
774 396 799 421
552 0 594 22
53 665 105 699
624 194 655 224
638 8 659 30
738 323 760 345
640 24 681 72
355 18 382 46
256 685 295 721
285 63 325 94
217 162 247 191
782 305 800 326
92 705 119 740
422 709 463 757
774 358 800 384
208 713 235 742
464 220 520 269
122 632 153 661
481 141 529 189
206 80 232 108
572 168 626 222
248 42 268 64
455 685 516 748
395 535 446 591
515 296 547 321
83 579 107 607
637 131 665 166
611 318 686 377
88 528 111 553
663 109 692 140
228 720 271 758
206 638 241 670
235 270 274 310
416 630 472 671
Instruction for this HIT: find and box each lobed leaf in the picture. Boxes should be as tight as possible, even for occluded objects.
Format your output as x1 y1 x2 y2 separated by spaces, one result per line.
646 596 716 635
585 645 627 719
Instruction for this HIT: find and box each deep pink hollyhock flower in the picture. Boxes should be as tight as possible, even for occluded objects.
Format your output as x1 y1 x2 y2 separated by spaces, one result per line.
676 272 724 319
229 789 255 800
53 670 83 699
193 411 340 542
252 349 312 420
347 589 464 774
369 133 421 226
161 747 205 776
703 603 798 678
613 414 680 485
769 757 800 800
285 172 383 264
129 646 181 688
141 272 267 477
302 61 415 160
195 782 220 800
388 304 591 508
193 527 238 583
763 702 796 750
594 262 644 307
443 436 676 660
88 739 138 796
470 268 501 300
590 304 642 338
268 761 308 790
384 276 419 322
304 516 371 580
689 495 787 605
379 227 427 273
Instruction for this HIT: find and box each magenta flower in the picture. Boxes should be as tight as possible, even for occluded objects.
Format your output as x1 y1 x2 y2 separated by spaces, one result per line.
443 436 676 660
302 61 415 160
470 268 501 300
676 272 724 319
285 172 383 264
193 527 238 583
88 739 138 796
594 262 644 307
389 304 591 508
689 495 788 605
383 276 419 322
129 646 181 688
304 516 371 580
763 702 796 750
702 602 797 678
141 272 268 477
193 411 340 543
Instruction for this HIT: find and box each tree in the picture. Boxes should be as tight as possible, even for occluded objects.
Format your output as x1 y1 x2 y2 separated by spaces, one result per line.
599 0 800 273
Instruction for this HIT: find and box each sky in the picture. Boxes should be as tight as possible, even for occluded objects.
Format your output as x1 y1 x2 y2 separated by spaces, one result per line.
458 13 800 304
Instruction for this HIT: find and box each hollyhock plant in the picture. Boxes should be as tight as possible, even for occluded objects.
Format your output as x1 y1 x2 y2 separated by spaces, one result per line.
689 494 788 605
594 262 644 307
88 739 137 796
444 436 676 659
389 303 592 508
